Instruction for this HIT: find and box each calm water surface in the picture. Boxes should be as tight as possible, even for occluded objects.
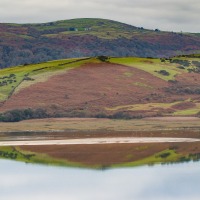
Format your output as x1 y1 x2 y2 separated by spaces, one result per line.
1 160 200 200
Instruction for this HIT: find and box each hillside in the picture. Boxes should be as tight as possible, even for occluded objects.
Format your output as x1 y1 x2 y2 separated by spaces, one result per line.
0 55 200 121
1 18 200 69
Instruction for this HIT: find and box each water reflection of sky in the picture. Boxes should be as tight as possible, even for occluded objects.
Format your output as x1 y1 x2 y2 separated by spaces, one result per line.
1 160 200 200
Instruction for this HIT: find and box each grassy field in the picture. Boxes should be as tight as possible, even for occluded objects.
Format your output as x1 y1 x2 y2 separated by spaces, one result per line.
0 146 86 168
36 18 151 40
0 55 200 119
109 57 184 81
0 57 94 101
113 149 180 168
173 104 200 116
105 101 200 116
106 101 180 111
0 118 200 134
1 55 198 101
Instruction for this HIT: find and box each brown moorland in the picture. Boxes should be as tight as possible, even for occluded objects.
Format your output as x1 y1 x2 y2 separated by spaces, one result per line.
1 61 200 118
1 18 200 69
0 63 168 112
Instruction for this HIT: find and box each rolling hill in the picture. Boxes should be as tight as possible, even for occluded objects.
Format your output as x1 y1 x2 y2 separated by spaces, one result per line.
1 18 200 69
0 55 200 121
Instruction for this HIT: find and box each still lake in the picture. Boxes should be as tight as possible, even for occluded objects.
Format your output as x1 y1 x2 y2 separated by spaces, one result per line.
0 159 200 200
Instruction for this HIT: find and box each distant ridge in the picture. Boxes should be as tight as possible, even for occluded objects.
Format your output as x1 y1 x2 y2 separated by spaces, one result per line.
0 18 200 69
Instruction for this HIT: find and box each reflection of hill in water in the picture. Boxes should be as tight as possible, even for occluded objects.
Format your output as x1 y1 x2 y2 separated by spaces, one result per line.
1 141 200 169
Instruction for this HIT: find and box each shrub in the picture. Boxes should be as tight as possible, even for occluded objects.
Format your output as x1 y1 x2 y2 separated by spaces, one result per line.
95 113 107 118
23 77 34 81
157 70 170 76
97 56 109 62
168 80 178 84
192 61 200 67
0 108 48 122
177 66 185 69
158 152 171 158
170 59 190 67
160 58 166 62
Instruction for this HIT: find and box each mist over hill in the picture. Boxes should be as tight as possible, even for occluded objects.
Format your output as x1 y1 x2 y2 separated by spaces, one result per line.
0 18 200 69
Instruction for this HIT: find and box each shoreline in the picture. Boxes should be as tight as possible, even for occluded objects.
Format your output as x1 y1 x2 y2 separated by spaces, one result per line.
0 117 200 133
0 137 200 146
0 117 200 141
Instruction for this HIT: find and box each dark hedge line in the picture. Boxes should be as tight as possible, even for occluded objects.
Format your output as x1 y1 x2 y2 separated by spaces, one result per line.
0 108 49 122
95 112 143 120
0 108 144 122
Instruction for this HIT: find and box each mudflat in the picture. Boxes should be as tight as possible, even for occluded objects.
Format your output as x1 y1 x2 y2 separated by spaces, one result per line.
1 137 200 147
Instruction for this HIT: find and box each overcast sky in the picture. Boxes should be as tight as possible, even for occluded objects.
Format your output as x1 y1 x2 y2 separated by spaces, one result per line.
0 0 199 32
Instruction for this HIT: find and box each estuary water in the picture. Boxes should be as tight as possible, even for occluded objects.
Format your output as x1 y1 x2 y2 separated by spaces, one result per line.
0 159 200 200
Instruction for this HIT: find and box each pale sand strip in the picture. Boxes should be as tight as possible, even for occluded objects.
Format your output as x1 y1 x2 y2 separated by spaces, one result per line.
0 137 200 146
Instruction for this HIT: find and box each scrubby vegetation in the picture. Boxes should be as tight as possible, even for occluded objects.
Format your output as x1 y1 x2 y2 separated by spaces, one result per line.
0 54 200 120
97 56 110 62
0 108 49 122
165 86 200 95
95 112 143 120
1 18 200 69
0 146 84 168
0 74 16 87
0 57 92 101
0 108 144 122
169 59 190 67
157 70 170 76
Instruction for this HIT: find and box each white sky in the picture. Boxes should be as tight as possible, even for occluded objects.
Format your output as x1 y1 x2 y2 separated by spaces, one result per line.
0 0 199 32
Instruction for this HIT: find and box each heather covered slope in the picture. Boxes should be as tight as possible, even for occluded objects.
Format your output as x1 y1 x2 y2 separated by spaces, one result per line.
1 18 200 69
0 55 200 121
